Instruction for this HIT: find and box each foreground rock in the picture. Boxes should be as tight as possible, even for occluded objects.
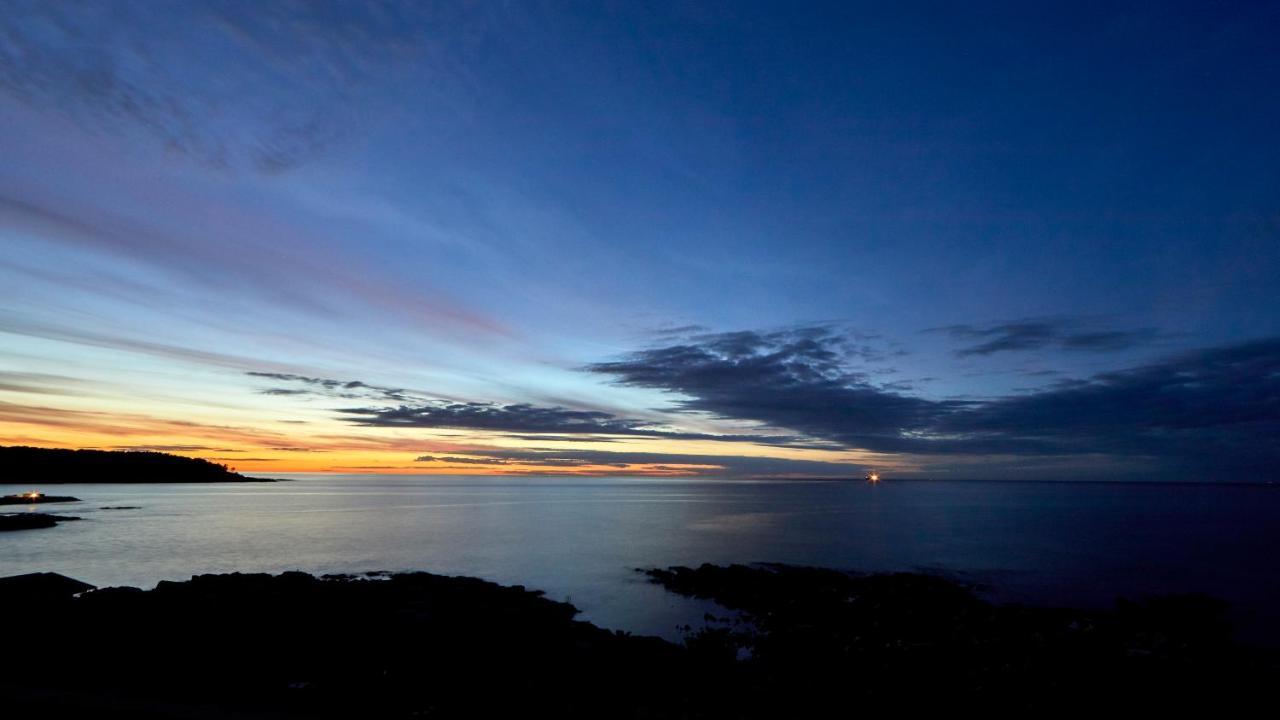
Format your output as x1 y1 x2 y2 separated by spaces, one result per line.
0 570 686 718
0 572 95 598
644 563 1276 716
0 513 81 531
0 566 1272 717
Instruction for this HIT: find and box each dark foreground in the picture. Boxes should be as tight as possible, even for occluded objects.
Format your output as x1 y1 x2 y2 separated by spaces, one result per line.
2 565 1274 718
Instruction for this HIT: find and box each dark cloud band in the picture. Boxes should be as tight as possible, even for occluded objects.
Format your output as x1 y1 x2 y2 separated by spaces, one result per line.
588 329 1280 477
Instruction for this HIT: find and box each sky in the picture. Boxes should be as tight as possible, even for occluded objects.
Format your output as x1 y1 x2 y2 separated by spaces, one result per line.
1 1 1277 480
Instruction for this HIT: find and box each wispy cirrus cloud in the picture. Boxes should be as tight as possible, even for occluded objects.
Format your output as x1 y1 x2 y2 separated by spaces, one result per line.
0 1 487 172
416 455 513 466
249 370 815 446
927 318 1175 357
246 372 416 403
588 327 959 453
0 400 293 447
109 445 240 453
0 317 306 374
0 370 88 396
0 192 507 339
415 448 858 477
335 399 806 446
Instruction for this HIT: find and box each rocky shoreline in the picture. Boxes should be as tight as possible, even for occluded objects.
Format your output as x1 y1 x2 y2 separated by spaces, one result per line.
0 565 1273 717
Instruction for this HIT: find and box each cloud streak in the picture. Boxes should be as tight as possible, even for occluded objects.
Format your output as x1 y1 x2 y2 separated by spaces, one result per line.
248 370 815 447
246 372 416 403
588 328 960 453
415 448 859 477
0 1 472 171
0 191 506 339
928 319 1173 357
335 399 805 446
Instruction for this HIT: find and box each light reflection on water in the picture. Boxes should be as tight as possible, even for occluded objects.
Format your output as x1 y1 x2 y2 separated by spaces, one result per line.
2 475 1278 642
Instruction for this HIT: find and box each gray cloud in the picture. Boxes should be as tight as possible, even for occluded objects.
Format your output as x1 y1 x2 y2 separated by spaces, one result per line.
934 338 1280 473
0 370 86 396
109 445 237 453
588 328 1280 478
246 372 415 403
0 316 305 374
929 319 1172 357
588 327 964 454
336 399 804 446
417 448 860 478
498 434 622 443
249 368 813 447
416 455 512 466
648 324 710 338
251 326 1279 479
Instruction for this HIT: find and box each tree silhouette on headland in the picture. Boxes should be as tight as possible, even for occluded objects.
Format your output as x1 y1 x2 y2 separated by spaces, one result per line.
0 446 276 483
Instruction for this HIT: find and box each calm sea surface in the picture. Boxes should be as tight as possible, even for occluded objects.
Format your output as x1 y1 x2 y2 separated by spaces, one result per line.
3 476 1278 643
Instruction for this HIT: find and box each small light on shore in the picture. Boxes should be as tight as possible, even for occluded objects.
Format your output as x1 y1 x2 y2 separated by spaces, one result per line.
23 490 44 499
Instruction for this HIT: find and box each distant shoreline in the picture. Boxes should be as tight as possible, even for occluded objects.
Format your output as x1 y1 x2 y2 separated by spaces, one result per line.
0 477 283 484
0 446 284 484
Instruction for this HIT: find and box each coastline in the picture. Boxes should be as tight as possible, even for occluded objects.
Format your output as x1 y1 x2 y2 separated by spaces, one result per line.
2 564 1273 717
0 446 285 484
0 477 285 484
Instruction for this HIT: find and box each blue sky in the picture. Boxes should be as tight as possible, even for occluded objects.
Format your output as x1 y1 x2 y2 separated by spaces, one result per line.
1 1 1277 479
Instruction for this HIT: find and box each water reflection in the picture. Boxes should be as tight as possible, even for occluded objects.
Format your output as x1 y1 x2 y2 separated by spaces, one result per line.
1 475 1277 642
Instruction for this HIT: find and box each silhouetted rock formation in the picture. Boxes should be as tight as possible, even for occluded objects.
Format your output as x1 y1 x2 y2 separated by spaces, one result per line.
0 570 685 718
0 513 81 531
0 493 81 505
644 563 1274 716
0 446 280 484
0 572 95 598
0 566 1272 717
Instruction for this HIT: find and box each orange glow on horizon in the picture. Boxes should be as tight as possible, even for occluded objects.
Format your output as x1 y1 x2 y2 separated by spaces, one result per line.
0 398 879 478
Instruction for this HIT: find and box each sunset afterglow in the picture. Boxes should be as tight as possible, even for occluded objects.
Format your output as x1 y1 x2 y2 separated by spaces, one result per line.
2 3 1277 480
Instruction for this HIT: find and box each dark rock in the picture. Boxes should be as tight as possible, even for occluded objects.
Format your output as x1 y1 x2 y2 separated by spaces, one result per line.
0 494 81 505
0 570 689 718
0 513 81 531
0 566 1272 717
642 563 1275 715
0 572 96 601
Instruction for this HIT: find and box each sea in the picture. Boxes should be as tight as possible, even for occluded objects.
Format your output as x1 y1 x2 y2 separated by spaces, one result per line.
3 475 1278 643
